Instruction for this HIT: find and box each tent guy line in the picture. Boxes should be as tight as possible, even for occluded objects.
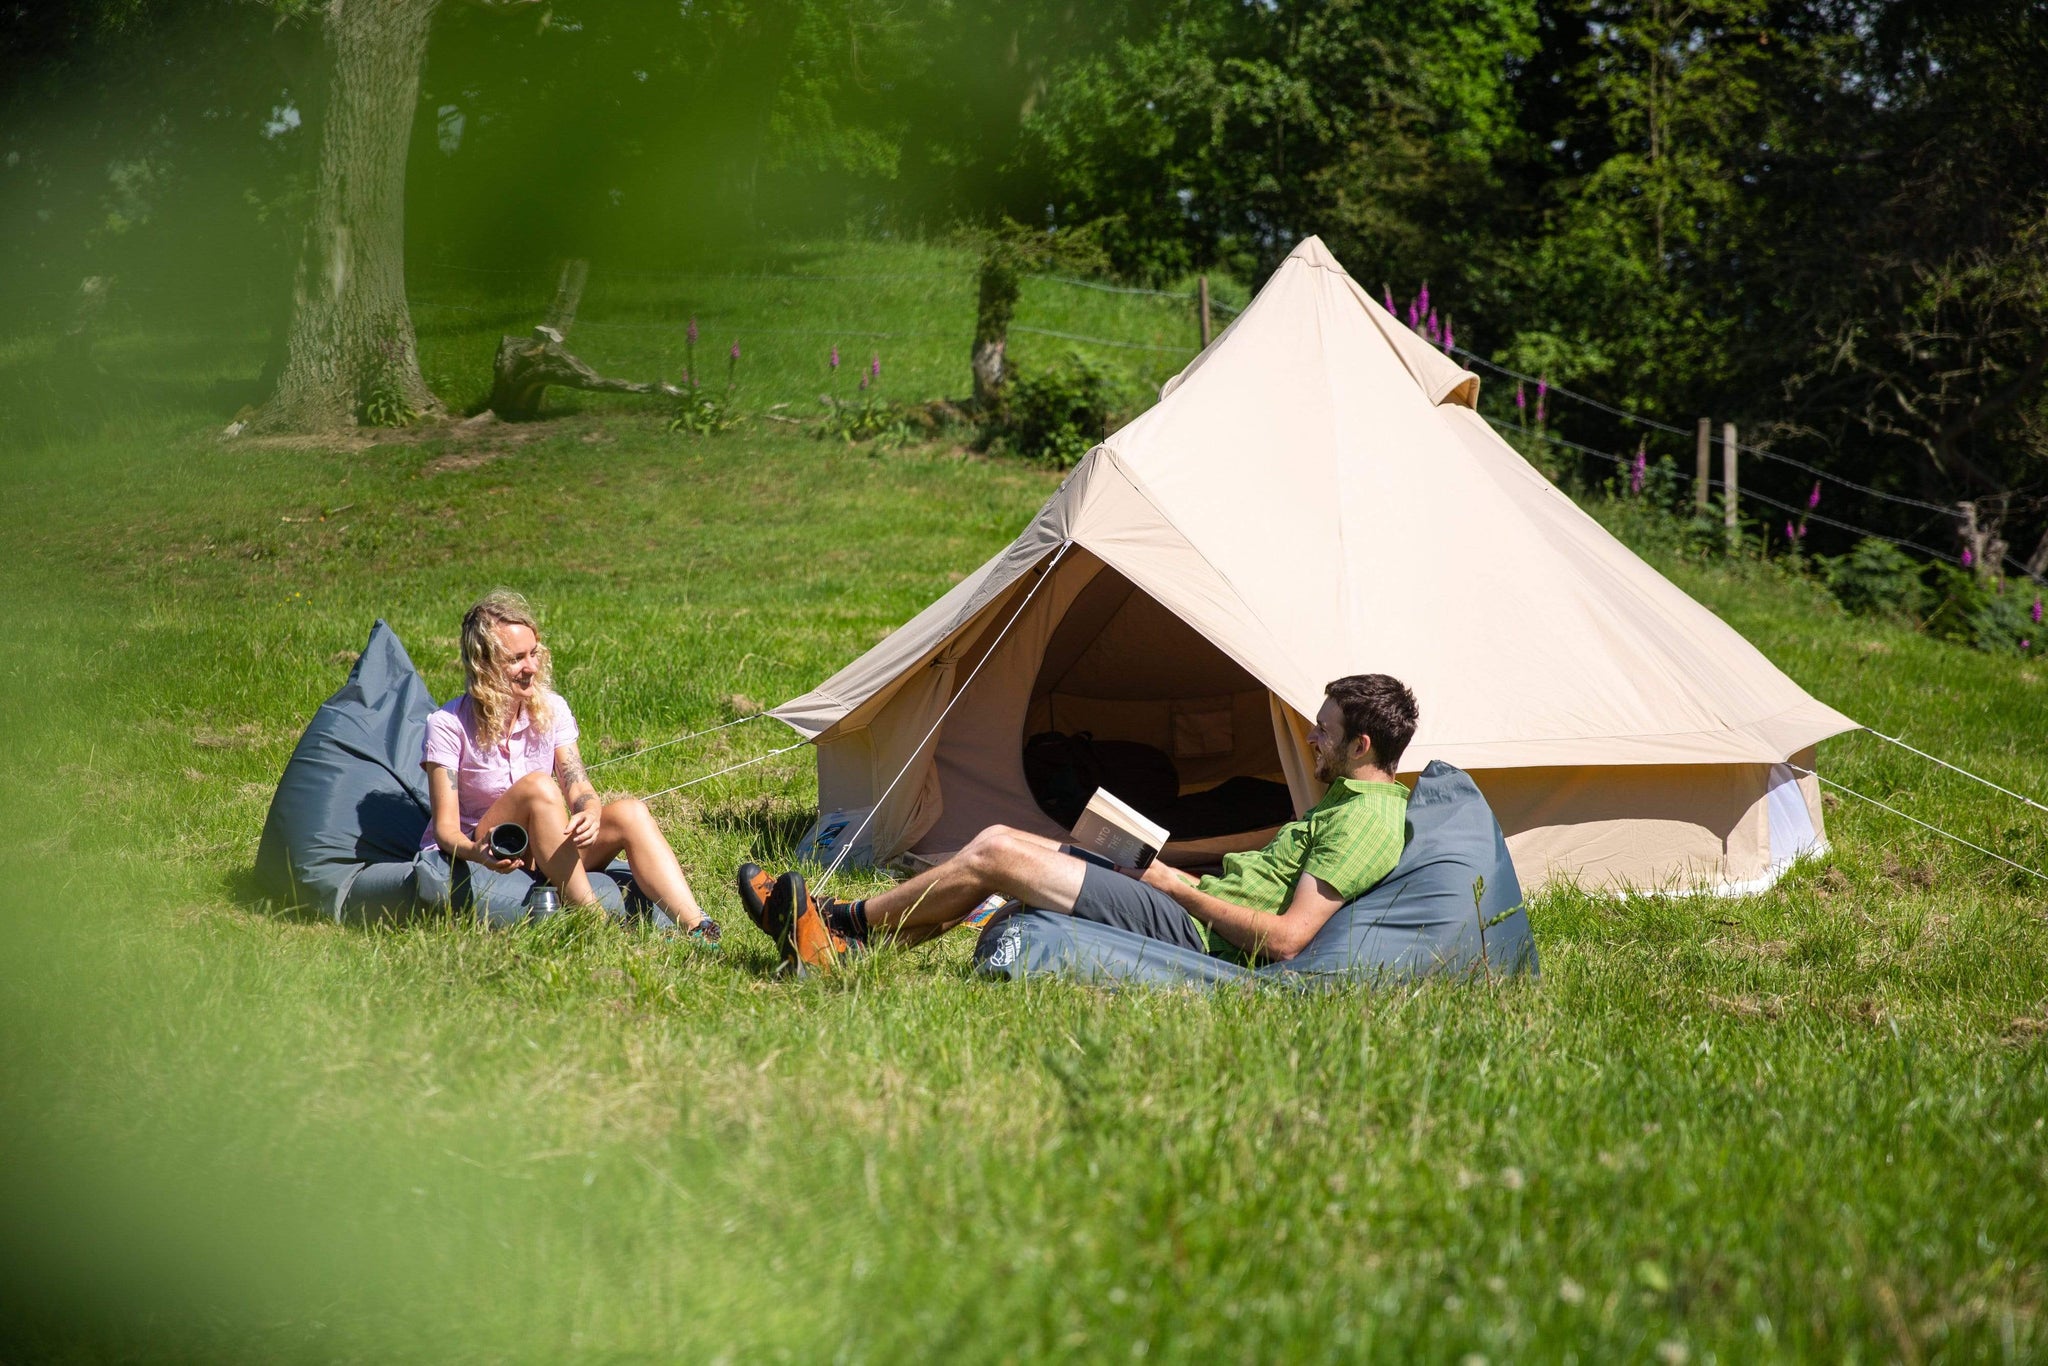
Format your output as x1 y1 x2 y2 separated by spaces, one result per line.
813 540 1075 899
586 712 769 771
1866 731 2048 816
637 741 810 803
1788 766 2048 883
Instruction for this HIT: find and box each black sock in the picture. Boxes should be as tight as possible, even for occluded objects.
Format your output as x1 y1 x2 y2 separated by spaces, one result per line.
824 897 870 942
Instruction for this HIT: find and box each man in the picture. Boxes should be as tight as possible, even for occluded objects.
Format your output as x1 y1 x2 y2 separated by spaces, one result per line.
737 673 1417 972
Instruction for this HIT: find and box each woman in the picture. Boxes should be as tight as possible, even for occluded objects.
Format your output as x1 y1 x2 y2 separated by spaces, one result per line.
421 589 720 942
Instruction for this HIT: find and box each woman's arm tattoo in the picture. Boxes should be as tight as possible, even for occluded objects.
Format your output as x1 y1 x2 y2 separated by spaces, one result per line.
556 744 598 811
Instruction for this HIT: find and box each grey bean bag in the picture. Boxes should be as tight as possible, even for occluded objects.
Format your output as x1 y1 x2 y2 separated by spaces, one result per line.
972 761 1537 989
255 620 651 927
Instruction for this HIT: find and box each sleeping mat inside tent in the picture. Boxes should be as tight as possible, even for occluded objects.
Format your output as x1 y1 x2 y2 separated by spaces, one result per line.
972 761 1538 989
255 620 654 927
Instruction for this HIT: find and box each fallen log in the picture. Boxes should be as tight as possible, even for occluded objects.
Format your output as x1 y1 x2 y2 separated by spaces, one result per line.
487 326 684 420
484 259 683 420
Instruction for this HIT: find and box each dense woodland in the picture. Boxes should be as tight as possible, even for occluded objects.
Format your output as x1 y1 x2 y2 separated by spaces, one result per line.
3 0 2045 568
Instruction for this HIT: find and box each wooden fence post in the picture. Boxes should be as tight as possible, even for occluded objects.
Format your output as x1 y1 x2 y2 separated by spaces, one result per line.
1956 500 2007 579
1722 421 1740 547
1695 417 1712 514
1197 275 1213 348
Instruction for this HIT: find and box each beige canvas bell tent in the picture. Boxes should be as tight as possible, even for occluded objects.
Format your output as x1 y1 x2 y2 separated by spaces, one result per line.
772 236 1860 894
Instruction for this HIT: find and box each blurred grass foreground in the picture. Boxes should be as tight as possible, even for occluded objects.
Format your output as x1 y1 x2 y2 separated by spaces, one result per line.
1 239 2046 1362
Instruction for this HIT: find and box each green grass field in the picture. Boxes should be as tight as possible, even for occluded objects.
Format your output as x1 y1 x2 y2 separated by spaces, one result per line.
2 240 2045 1362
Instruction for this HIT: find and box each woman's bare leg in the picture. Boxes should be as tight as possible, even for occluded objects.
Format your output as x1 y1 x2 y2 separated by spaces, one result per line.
579 798 707 930
477 771 599 906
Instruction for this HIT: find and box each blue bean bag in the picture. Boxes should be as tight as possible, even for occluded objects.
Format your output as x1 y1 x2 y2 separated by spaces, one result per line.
255 620 653 927
972 761 1537 989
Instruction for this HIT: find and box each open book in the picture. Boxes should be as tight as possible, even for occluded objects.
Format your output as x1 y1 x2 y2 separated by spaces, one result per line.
1068 787 1171 870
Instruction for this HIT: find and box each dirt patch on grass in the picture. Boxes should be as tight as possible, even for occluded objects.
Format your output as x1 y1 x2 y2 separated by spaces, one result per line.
1882 852 1938 891
1712 936 1791 962
231 431 380 454
419 419 566 474
1707 992 1787 1020
422 447 511 475
2003 1015 2048 1045
192 721 276 750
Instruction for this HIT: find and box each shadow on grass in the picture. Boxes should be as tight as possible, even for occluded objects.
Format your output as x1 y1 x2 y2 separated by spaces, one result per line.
217 863 335 924
697 792 816 866
1 343 268 455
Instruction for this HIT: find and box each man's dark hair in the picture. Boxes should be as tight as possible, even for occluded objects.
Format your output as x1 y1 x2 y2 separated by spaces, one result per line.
1324 674 1419 771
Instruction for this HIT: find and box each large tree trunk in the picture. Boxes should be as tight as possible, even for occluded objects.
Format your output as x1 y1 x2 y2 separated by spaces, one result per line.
250 0 441 434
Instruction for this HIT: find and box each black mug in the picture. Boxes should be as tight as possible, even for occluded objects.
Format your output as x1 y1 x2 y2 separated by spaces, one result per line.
487 822 530 861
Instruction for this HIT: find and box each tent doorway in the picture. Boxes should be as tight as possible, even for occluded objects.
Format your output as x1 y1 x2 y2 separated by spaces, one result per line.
913 553 1301 865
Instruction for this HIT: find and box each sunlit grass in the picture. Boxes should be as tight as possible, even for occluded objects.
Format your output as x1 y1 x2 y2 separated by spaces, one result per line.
1 240 2045 1362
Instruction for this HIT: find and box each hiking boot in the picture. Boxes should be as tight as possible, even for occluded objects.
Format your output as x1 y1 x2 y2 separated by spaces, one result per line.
775 871 849 975
735 863 783 941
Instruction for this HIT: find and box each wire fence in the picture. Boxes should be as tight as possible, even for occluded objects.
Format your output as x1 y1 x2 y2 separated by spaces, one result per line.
1451 346 1962 518
1458 346 2040 582
1485 417 1975 567
21 251 2037 585
403 260 1223 363
412 256 2020 583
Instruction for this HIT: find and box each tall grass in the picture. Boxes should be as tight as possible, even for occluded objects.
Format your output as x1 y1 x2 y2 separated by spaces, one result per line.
1 240 2044 1362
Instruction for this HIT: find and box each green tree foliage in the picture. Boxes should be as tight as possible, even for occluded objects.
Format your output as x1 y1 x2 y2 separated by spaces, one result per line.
1016 0 1537 284
4 0 2043 554
1499 0 2047 562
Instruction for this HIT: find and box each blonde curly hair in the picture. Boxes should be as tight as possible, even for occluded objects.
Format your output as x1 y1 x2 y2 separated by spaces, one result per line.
460 589 553 748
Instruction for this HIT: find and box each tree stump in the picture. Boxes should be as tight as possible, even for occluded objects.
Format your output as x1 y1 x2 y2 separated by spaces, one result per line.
488 327 684 420
485 259 682 420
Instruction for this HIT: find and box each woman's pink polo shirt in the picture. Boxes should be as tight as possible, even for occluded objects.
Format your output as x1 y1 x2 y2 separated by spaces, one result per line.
419 691 580 849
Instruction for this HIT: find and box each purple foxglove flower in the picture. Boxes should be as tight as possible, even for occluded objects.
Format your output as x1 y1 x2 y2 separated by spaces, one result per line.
859 374 869 391
687 317 699 346
1962 548 1975 568
1383 285 1396 313
1515 383 1526 412
1407 297 1420 328
830 345 840 370
1426 311 1441 344
2023 639 2033 651
730 340 741 361
1808 482 1821 510
1535 380 1547 424
1418 282 1430 318
1444 318 1456 352
870 353 881 379
2032 597 2043 624
1785 521 1797 542
1798 523 1808 539
1630 447 1645 494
